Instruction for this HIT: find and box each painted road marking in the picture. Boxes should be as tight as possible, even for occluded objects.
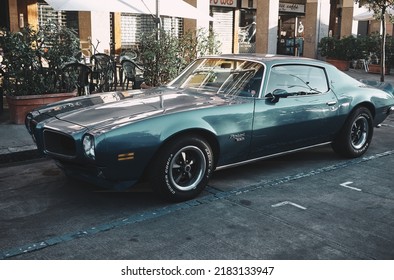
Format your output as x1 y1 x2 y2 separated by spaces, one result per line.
271 201 307 210
340 181 362 192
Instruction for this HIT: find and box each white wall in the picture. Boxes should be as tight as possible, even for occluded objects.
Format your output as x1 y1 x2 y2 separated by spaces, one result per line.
90 12 111 54
267 0 279 54
196 0 210 30
317 0 330 43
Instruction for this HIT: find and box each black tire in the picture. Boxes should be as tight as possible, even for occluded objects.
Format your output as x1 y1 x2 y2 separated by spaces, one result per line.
150 136 214 202
332 107 373 158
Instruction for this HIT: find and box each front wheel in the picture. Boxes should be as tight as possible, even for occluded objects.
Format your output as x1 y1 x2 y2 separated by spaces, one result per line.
332 107 373 158
150 136 214 202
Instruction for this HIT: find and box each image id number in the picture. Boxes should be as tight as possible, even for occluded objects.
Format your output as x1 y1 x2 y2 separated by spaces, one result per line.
214 266 274 276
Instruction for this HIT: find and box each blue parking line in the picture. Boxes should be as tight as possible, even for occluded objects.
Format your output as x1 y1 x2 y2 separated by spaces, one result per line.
1 150 393 260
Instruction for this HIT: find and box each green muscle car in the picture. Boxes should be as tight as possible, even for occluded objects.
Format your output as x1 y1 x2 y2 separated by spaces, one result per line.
25 54 394 201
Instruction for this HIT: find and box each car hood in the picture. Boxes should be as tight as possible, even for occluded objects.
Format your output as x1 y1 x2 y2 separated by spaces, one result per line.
37 87 233 129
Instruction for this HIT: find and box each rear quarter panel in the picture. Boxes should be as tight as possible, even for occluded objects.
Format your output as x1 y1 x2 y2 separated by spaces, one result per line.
326 65 393 125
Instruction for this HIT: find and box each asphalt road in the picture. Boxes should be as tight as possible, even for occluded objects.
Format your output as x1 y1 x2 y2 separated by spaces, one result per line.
0 115 393 260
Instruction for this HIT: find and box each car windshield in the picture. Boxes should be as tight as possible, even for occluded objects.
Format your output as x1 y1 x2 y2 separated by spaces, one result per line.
168 58 264 97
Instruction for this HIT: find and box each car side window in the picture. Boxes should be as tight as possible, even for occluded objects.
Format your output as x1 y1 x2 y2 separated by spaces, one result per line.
265 65 329 96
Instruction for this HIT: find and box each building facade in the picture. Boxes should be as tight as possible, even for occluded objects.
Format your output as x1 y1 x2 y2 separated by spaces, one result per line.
1 0 393 58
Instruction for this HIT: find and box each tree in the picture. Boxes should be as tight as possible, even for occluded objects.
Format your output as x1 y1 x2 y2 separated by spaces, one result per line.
355 1 394 82
139 28 220 87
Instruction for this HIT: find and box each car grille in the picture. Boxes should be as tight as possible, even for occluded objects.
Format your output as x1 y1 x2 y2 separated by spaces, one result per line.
43 130 76 158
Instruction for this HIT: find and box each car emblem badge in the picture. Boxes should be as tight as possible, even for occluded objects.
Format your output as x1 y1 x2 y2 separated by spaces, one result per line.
230 133 246 142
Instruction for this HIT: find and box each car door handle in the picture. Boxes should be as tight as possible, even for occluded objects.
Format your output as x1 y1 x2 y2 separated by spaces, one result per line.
326 101 337 106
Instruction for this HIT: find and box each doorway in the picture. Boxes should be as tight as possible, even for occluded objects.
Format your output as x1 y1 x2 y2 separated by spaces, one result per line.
277 15 304 56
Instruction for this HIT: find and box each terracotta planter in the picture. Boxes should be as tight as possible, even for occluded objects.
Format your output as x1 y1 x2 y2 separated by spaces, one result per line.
368 64 391 75
6 92 77 124
326 58 350 71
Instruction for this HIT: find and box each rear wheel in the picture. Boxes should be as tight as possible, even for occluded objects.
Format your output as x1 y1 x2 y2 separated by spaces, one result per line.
150 136 214 202
332 107 373 158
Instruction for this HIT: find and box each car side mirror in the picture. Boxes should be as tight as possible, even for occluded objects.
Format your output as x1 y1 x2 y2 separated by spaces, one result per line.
265 89 288 103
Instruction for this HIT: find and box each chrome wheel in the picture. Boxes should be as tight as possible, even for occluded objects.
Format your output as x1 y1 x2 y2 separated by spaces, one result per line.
351 115 369 150
332 107 373 158
150 135 213 202
168 145 206 191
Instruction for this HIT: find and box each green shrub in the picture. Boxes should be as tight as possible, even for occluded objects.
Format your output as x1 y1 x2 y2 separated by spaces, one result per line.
139 28 221 87
0 23 80 96
319 35 361 61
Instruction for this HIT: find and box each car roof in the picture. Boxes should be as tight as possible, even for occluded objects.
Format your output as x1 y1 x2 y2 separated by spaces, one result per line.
203 53 330 68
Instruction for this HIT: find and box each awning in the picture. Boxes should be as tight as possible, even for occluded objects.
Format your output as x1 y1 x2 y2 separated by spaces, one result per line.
44 0 214 21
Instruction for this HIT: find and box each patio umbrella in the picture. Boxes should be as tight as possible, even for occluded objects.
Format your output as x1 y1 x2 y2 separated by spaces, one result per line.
353 8 394 21
44 0 214 21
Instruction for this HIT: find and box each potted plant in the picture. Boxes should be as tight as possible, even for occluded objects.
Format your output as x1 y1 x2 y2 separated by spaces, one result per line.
0 23 81 124
319 35 360 71
361 32 392 74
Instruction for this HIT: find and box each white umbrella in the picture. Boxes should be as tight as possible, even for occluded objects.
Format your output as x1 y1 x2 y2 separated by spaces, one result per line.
353 8 394 21
44 0 214 21
353 11 374 21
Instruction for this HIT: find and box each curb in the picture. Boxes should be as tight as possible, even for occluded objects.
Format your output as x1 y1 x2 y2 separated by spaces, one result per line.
0 149 44 166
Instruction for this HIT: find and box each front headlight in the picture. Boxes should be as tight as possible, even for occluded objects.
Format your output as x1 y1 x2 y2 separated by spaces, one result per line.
83 134 95 159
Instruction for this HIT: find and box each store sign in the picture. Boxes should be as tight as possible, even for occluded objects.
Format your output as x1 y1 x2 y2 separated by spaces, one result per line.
279 3 305 14
210 0 237 8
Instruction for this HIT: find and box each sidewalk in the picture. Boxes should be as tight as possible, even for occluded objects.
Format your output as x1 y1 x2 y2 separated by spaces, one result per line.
346 68 394 84
0 109 38 163
0 108 36 153
0 68 393 160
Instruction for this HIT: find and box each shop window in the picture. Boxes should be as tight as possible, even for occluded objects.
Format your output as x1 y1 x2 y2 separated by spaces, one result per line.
239 8 256 53
278 15 305 56
121 13 183 49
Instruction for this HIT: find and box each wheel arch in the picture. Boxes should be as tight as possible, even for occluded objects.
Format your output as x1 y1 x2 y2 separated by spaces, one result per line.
351 101 376 119
336 101 375 137
161 128 220 166
141 128 221 180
